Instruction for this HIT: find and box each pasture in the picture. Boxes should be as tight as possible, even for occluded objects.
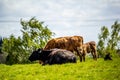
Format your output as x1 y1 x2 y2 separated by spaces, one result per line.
0 57 120 80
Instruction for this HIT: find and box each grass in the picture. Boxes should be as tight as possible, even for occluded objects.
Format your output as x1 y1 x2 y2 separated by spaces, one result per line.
0 57 120 80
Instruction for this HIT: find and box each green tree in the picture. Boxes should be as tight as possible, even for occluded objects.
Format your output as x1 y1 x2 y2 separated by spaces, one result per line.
97 21 120 57
20 17 55 51
0 36 2 53
2 17 55 64
97 26 109 57
109 21 120 49
2 35 23 64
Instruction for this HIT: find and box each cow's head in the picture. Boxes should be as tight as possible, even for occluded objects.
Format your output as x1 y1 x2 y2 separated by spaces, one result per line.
77 46 83 54
29 48 43 62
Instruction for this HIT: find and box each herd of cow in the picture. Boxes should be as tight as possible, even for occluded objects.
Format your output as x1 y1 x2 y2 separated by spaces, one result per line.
29 36 97 65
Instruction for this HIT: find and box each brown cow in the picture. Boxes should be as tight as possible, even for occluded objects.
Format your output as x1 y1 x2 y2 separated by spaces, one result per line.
44 36 83 62
82 41 97 61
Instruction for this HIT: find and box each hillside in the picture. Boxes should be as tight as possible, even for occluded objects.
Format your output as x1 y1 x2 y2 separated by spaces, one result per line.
0 57 120 80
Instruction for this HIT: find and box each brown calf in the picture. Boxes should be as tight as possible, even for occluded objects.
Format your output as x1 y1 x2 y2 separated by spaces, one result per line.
82 41 97 61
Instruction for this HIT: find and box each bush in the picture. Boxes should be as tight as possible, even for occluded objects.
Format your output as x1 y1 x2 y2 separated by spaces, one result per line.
2 17 55 64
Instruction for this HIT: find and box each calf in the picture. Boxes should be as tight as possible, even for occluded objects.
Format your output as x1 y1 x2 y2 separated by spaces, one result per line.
82 41 97 61
29 49 77 65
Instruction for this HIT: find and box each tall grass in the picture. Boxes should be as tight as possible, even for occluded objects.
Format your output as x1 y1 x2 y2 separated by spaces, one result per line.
0 57 120 80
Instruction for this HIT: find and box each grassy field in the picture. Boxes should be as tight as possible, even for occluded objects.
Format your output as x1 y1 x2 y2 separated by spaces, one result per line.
0 57 120 80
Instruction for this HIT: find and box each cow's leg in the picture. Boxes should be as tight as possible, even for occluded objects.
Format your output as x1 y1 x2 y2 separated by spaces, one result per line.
91 51 97 61
76 50 82 62
82 49 86 62
92 50 97 60
42 60 49 66
79 55 82 62
42 63 46 66
94 50 97 60
94 54 97 60
91 52 95 60
83 54 85 62
39 60 44 64
76 47 83 62
91 45 97 60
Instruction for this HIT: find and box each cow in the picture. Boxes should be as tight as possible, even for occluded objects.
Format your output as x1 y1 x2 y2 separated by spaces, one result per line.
43 36 83 62
29 48 77 65
104 53 112 60
82 41 97 61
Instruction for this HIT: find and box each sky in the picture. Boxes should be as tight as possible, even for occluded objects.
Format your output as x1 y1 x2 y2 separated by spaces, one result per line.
0 0 120 43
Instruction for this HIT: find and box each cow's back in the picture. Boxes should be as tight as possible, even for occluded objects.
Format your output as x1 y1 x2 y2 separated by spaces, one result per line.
48 49 77 64
44 36 83 52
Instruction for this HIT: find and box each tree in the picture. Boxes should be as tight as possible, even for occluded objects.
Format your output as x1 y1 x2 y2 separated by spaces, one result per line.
20 17 55 51
97 21 120 57
2 17 55 64
109 21 120 49
97 26 109 57
0 36 2 53
2 35 23 64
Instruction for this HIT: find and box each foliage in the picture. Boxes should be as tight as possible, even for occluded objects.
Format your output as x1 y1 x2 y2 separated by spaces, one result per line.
0 57 120 80
97 26 110 57
2 35 24 64
0 36 2 53
110 21 120 49
97 21 120 57
20 17 55 51
2 17 55 64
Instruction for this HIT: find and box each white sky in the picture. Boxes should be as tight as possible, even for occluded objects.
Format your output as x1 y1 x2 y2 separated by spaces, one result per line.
0 0 120 43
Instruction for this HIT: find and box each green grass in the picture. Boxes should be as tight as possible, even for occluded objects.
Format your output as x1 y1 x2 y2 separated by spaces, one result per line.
0 57 120 80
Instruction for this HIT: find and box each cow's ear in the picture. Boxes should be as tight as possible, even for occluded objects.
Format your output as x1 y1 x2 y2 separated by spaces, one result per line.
38 48 43 51
38 48 42 54
38 48 41 51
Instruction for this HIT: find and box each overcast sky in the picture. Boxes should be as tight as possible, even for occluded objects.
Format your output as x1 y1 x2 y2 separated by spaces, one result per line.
0 0 120 43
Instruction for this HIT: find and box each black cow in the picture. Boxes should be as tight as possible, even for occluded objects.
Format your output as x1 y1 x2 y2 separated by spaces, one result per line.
104 53 112 60
29 48 77 65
